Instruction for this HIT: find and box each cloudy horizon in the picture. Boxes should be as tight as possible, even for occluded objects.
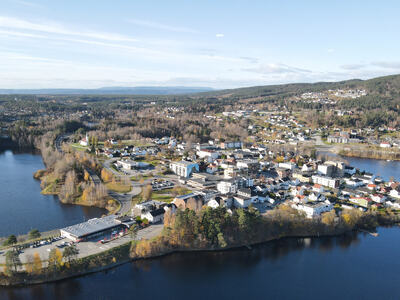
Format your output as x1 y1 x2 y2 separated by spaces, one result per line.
1 0 400 89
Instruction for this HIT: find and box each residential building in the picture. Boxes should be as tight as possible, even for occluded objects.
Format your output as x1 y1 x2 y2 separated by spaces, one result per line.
220 141 243 149
349 197 370 208
312 175 340 188
217 179 238 194
169 161 199 178
292 201 333 218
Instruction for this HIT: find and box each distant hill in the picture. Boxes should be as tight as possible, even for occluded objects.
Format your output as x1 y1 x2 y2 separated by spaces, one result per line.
0 86 213 95
1 74 400 101
193 74 400 100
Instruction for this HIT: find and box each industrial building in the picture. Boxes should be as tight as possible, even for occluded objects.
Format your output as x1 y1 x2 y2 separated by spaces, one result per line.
60 215 134 242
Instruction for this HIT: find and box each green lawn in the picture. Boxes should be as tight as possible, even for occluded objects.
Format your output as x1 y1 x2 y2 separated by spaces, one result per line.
151 193 174 202
105 182 132 193
70 143 88 151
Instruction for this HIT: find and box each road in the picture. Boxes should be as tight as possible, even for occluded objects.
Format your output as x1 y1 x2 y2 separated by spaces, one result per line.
55 135 138 214
55 134 70 153
313 134 344 154
109 184 141 215
0 225 164 266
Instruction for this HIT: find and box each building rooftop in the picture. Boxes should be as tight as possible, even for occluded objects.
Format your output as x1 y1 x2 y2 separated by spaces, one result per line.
60 215 120 238
171 160 197 166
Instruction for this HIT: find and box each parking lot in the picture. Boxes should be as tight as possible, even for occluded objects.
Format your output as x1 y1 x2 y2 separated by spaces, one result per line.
151 179 174 191
0 224 163 265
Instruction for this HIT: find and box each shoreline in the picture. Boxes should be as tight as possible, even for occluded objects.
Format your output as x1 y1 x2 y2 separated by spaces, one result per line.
0 222 392 287
316 146 400 161
33 168 117 214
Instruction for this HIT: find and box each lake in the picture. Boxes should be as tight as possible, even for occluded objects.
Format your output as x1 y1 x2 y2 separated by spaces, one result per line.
1 150 400 299
318 150 400 181
2 227 400 300
0 150 106 237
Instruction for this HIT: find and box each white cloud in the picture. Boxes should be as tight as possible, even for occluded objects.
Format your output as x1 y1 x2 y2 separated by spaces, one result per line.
243 63 311 74
8 0 42 8
340 64 367 70
327 48 335 53
216 33 224 38
0 16 138 42
371 61 400 69
0 29 46 39
127 19 199 34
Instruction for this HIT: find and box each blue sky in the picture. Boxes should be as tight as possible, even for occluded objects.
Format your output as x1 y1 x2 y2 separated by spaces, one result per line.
1 0 400 89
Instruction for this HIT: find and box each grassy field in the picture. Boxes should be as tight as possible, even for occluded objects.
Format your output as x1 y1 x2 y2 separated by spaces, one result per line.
130 174 154 181
131 190 174 204
70 143 88 151
151 193 174 202
121 140 155 147
105 182 132 193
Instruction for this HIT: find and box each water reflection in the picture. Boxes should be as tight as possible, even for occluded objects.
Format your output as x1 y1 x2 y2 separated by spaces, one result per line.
134 231 362 275
0 150 106 236
0 230 393 300
317 150 400 181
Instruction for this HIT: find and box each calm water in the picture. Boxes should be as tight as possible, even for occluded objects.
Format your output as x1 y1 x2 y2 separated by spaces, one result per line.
2 227 400 300
0 150 106 237
1 150 400 299
344 156 400 181
318 150 400 181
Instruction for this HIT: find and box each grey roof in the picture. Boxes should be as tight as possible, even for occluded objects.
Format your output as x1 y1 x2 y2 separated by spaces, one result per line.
171 160 197 166
150 208 165 217
60 215 120 238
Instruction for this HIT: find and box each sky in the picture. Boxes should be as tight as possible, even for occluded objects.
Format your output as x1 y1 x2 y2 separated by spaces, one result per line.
1 0 400 89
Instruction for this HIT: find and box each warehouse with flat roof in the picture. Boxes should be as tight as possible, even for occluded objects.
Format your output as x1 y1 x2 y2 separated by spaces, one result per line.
60 215 132 242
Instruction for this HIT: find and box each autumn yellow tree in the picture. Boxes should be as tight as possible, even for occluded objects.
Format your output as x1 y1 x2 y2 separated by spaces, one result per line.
48 248 63 270
101 169 113 182
142 184 152 201
84 170 90 182
25 254 34 273
33 252 42 274
341 209 362 228
321 210 336 226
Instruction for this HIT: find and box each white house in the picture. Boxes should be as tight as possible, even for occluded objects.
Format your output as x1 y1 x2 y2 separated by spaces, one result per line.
141 208 165 223
220 141 243 149
302 163 313 172
308 192 326 202
380 142 391 148
317 164 334 176
390 187 400 199
312 184 324 193
197 149 220 162
233 195 253 208
207 199 220 209
278 162 296 171
79 133 89 146
312 175 340 188
169 161 199 178
292 200 333 218
344 178 364 187
217 180 238 194
386 200 400 209
371 194 387 203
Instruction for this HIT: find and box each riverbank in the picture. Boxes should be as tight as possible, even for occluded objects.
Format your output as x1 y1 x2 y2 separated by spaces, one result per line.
0 227 385 287
2 209 399 287
33 169 119 214
339 149 400 161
